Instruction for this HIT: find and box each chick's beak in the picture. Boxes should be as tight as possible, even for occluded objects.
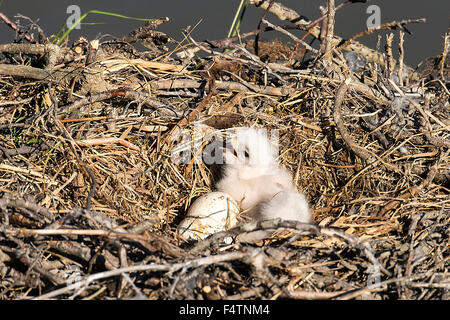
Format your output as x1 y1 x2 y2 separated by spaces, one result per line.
221 136 239 164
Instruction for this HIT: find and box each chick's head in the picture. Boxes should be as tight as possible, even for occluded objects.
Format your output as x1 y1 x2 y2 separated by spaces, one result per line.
223 127 278 179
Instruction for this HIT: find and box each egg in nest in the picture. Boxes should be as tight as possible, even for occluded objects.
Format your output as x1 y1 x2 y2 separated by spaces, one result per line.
177 192 240 240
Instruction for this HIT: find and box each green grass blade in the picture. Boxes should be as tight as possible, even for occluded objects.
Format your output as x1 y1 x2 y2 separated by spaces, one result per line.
80 22 107 26
227 0 249 38
56 9 156 45
87 10 154 22
232 0 249 38
57 11 90 45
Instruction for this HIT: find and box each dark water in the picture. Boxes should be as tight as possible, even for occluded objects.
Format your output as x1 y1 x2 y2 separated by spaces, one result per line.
0 0 448 66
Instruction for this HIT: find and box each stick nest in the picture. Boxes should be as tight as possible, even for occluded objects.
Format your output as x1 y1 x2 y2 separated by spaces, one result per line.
0 4 449 300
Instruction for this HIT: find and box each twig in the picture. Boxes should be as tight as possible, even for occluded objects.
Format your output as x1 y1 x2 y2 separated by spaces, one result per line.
206 23 308 51
0 144 50 158
401 212 421 299
0 12 37 43
323 0 336 62
0 97 33 106
0 43 65 70
440 32 449 80
0 193 54 223
51 86 112 216
398 31 405 86
45 240 92 262
412 97 450 149
253 0 276 57
162 80 216 147
261 18 318 54
284 289 345 300
149 78 293 96
318 6 328 55
385 33 395 81
1 233 66 286
77 137 140 151
336 271 443 300
84 166 97 211
32 250 250 300
121 273 146 299
337 18 426 50
333 79 403 176
224 287 264 300
249 0 416 72
379 152 441 216
0 64 66 81
16 252 66 286
58 88 167 113
307 0 361 29
191 218 387 277
5 227 151 241
250 0 310 26
333 78 374 162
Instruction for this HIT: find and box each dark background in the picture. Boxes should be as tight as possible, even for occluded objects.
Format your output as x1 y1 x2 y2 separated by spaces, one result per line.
0 0 448 67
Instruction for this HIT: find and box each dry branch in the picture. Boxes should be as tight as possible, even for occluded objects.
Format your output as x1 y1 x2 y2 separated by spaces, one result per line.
0 64 67 81
337 18 427 50
0 12 37 43
149 78 294 96
33 250 250 300
323 0 336 61
249 0 416 73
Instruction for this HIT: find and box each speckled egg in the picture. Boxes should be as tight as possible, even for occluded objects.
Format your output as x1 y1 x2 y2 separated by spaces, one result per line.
177 192 240 240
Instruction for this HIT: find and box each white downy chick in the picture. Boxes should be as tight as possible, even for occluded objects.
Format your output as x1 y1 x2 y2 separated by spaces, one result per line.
259 190 312 223
215 127 294 215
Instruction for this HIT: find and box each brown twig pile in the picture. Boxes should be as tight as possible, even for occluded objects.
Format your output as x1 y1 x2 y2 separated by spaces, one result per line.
0 0 449 300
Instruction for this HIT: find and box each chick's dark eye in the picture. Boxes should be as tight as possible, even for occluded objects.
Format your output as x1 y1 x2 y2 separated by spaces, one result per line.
244 150 249 158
